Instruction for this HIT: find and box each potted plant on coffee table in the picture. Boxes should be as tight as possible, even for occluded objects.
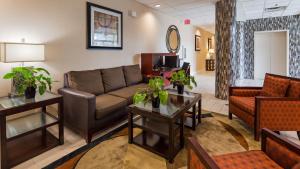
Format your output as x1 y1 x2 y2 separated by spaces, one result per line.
3 67 53 99
133 77 168 108
170 70 197 94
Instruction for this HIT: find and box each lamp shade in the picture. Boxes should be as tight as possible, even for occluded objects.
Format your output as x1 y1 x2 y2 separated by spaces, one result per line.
0 43 45 63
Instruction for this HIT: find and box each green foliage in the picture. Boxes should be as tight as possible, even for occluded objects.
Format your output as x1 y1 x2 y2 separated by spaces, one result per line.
3 67 52 95
133 77 168 105
170 70 197 90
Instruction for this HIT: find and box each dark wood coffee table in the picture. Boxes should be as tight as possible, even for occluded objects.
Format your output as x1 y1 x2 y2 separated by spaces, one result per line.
128 90 201 162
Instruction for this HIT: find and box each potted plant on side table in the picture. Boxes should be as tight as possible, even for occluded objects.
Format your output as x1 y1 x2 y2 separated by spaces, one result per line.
3 67 53 99
133 77 168 108
171 70 197 94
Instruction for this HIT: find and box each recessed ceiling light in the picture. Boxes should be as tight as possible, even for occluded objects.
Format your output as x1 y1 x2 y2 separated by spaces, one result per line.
154 4 161 8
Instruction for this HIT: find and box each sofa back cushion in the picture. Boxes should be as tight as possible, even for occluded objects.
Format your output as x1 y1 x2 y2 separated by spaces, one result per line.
67 70 104 95
101 67 126 92
261 74 290 97
287 80 300 98
123 64 143 86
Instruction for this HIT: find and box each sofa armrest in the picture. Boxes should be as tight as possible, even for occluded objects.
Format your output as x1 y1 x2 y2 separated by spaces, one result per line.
261 128 300 169
229 86 262 97
58 88 96 136
187 137 220 169
255 97 300 131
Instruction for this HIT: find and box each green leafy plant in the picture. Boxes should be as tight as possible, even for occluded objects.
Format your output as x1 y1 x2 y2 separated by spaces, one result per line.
3 67 52 95
170 70 197 89
133 77 168 105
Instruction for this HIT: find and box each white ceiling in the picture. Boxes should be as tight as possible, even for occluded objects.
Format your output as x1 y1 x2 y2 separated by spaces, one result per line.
136 0 300 33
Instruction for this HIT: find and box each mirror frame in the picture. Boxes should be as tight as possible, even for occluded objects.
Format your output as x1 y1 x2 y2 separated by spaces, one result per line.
166 25 181 53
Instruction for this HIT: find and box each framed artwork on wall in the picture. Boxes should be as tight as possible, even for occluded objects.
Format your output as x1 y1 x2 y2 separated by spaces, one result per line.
208 38 212 50
87 2 123 49
195 35 201 51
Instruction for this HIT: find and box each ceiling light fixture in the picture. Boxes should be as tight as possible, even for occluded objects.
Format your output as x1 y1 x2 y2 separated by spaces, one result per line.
154 4 161 8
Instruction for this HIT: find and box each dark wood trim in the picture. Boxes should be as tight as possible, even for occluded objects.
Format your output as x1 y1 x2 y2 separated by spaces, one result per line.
86 2 123 49
261 128 300 154
195 35 201 51
0 115 7 169
187 137 220 169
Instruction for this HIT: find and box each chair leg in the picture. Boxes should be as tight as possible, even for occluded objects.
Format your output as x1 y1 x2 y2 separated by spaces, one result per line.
85 133 92 143
254 130 260 141
228 112 232 120
297 131 300 140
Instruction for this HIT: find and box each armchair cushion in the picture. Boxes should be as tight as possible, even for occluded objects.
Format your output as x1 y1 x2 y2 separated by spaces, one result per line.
101 67 127 92
214 150 282 169
261 74 290 97
67 70 104 95
265 138 300 168
123 64 143 86
229 96 255 115
287 80 300 98
95 94 127 120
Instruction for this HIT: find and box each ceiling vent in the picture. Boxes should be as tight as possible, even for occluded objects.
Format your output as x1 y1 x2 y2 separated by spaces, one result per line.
264 6 287 12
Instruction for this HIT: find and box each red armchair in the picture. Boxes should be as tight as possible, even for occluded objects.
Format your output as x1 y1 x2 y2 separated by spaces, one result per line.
229 73 300 140
187 128 300 169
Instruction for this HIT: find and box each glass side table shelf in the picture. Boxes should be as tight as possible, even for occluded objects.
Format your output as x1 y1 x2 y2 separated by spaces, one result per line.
0 92 64 169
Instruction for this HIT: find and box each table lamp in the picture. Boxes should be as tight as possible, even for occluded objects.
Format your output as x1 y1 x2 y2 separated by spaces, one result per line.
0 43 45 97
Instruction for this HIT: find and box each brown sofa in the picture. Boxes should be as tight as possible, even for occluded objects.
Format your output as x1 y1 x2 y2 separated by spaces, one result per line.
187 128 300 169
229 73 300 141
58 65 147 143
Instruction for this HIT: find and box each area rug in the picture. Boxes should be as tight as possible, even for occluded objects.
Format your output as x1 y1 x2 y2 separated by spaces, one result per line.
45 111 266 169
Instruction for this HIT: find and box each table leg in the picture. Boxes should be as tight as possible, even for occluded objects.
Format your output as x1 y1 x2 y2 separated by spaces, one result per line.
198 100 202 123
128 112 133 144
168 121 174 163
180 115 184 148
0 115 7 169
42 106 47 146
58 101 64 145
192 105 196 130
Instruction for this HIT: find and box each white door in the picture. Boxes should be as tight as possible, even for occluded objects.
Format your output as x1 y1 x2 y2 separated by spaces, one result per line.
254 31 288 80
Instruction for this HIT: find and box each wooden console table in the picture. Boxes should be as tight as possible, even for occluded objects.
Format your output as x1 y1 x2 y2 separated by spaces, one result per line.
0 92 64 169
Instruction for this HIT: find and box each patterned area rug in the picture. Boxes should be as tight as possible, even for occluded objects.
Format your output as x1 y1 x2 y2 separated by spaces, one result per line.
46 111 270 169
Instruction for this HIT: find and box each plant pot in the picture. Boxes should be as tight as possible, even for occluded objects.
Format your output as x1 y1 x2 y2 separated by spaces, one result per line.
152 96 160 108
177 85 184 94
25 87 36 99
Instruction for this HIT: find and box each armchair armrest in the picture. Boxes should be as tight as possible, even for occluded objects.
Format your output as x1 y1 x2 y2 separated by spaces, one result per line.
58 88 96 137
187 137 220 169
255 97 300 131
261 128 300 169
229 86 262 97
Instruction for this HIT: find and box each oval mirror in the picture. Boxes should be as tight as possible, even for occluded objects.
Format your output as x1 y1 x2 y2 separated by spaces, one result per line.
166 25 181 53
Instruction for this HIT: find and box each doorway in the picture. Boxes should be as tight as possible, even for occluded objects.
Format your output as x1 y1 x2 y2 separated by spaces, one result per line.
254 30 289 79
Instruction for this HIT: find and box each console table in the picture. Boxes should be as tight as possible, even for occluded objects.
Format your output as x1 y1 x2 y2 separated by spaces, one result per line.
0 92 64 169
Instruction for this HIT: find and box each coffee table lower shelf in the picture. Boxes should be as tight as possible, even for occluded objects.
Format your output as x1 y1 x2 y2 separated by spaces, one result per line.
132 131 181 162
7 130 60 168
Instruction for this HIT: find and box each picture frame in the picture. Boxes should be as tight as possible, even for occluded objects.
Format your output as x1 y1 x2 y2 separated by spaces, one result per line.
87 2 123 49
208 38 212 50
195 35 201 51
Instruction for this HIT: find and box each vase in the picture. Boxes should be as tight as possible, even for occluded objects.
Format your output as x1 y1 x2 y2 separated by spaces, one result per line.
177 84 184 94
152 96 160 108
25 87 36 99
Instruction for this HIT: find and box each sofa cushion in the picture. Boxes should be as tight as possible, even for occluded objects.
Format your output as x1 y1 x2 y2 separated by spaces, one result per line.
95 94 127 120
108 83 148 104
101 67 127 92
229 96 255 115
287 80 300 98
214 150 282 169
67 70 104 95
123 64 143 86
261 74 290 97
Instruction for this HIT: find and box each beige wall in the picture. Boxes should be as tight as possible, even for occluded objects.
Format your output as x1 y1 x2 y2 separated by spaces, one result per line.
0 0 213 96
195 27 215 73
